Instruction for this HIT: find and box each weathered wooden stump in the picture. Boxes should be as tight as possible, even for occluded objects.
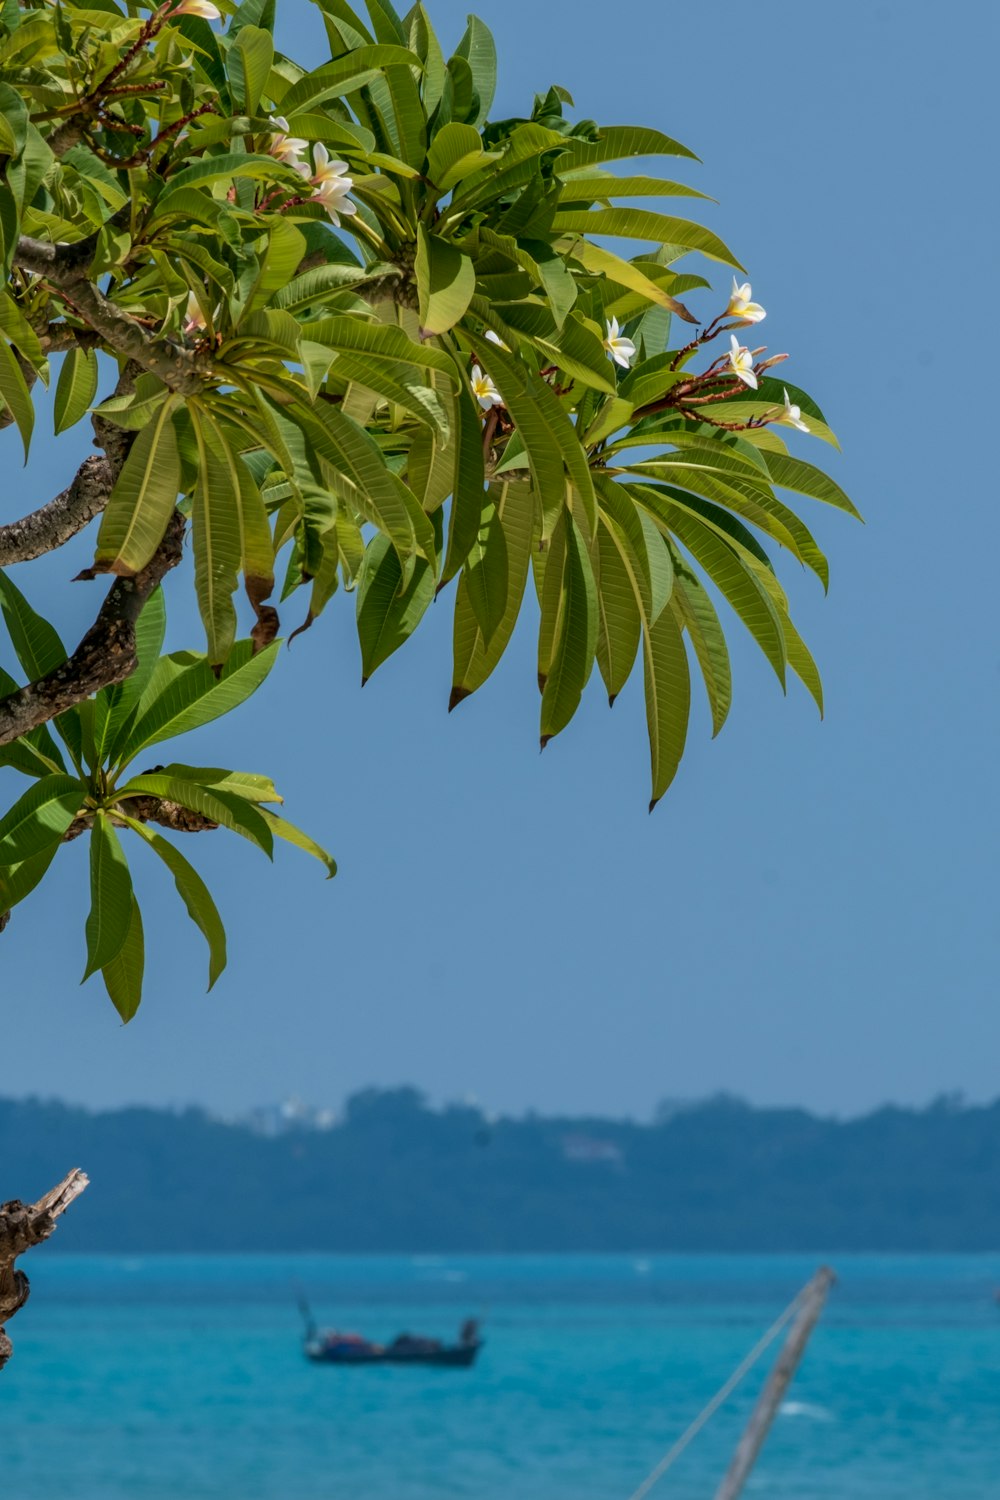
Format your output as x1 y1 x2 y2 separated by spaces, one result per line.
0 1169 89 1369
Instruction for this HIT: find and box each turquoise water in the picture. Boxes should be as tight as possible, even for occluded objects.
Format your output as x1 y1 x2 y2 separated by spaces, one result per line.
2 1255 998 1498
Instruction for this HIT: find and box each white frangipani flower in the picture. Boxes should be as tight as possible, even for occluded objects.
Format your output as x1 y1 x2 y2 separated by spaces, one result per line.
485 329 510 351
303 142 355 225
268 116 308 166
726 277 766 324
183 290 207 334
603 316 636 369
170 0 221 19
727 333 758 389
779 387 809 432
470 364 503 410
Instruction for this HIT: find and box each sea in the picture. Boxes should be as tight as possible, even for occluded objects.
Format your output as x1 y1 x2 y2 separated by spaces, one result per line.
1 1254 998 1499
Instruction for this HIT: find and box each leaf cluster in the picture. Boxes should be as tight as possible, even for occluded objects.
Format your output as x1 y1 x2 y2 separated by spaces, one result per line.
0 0 858 1015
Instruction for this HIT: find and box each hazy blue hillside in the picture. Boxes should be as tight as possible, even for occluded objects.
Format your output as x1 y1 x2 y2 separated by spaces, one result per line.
2 1090 998 1251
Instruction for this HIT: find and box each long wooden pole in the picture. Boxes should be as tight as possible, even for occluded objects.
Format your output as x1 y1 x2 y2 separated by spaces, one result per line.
713 1265 835 1500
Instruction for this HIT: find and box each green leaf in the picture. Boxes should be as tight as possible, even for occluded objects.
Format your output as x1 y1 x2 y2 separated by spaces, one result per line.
439 381 487 587
463 486 509 645
595 516 641 705
115 774 274 856
669 568 731 737
0 841 59 917
356 533 435 682
94 401 181 575
643 601 691 810
0 334 34 460
124 817 227 988
53 346 99 435
0 775 83 865
245 218 306 316
540 514 598 746
96 588 167 766
83 812 134 980
228 24 273 115
763 451 862 519
274 45 424 114
556 125 698 169
115 639 279 765
552 208 741 268
259 808 337 878
635 487 786 686
450 481 535 706
453 15 496 125
190 414 241 667
415 226 476 334
0 568 68 679
101 894 144 1023
425 122 491 192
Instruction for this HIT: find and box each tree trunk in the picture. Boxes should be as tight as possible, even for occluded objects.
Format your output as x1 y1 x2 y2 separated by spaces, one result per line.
0 1169 89 1370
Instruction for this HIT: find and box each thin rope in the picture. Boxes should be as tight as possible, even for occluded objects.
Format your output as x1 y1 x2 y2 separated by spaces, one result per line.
624 1287 807 1500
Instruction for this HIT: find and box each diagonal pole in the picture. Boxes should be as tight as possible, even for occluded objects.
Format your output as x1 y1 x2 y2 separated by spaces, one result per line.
713 1265 835 1500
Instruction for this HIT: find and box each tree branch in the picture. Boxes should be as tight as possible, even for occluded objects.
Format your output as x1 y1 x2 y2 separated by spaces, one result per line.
0 1169 89 1371
0 510 186 749
14 236 211 396
0 455 116 566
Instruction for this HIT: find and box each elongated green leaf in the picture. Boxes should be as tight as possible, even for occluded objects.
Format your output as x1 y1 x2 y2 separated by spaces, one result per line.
116 640 279 765
0 774 83 865
191 414 241 667
669 567 731 737
439 379 487 587
557 125 698 169
454 14 496 124
596 517 642 705
228 24 273 115
558 172 708 202
463 486 509 645
643 601 691 810
116 775 274 856
101 894 144 1023
53 346 99 435
572 245 695 331
635 487 786 685
94 400 181 575
481 339 596 539
415 226 475 334
83 813 133 980
124 817 227 988
259 808 337 878
275 46 424 114
763 451 862 518
553 208 741 268
0 334 34 460
356 534 435 681
540 514 598 745
96 588 167 766
450 481 535 706
0 840 59 917
0 568 67 679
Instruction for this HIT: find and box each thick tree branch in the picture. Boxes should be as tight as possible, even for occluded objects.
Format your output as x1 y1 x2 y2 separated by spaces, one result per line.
14 236 211 396
0 455 116 565
0 510 186 748
0 1169 89 1370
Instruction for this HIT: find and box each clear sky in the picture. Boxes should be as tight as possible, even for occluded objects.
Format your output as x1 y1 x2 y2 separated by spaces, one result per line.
1 0 996 1122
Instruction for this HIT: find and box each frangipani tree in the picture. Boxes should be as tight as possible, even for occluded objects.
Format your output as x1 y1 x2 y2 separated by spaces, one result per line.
0 0 859 1026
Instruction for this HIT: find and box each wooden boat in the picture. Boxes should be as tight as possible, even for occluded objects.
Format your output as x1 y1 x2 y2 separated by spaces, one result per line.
298 1295 483 1367
304 1329 483 1367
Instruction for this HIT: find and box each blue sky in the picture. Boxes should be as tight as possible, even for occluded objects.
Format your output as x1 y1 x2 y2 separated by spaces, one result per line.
1 0 996 1120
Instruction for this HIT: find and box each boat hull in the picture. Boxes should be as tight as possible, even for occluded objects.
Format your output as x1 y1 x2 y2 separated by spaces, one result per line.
305 1341 482 1368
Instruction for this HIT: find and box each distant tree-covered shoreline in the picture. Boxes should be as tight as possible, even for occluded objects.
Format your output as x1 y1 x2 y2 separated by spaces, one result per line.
2 1089 996 1253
